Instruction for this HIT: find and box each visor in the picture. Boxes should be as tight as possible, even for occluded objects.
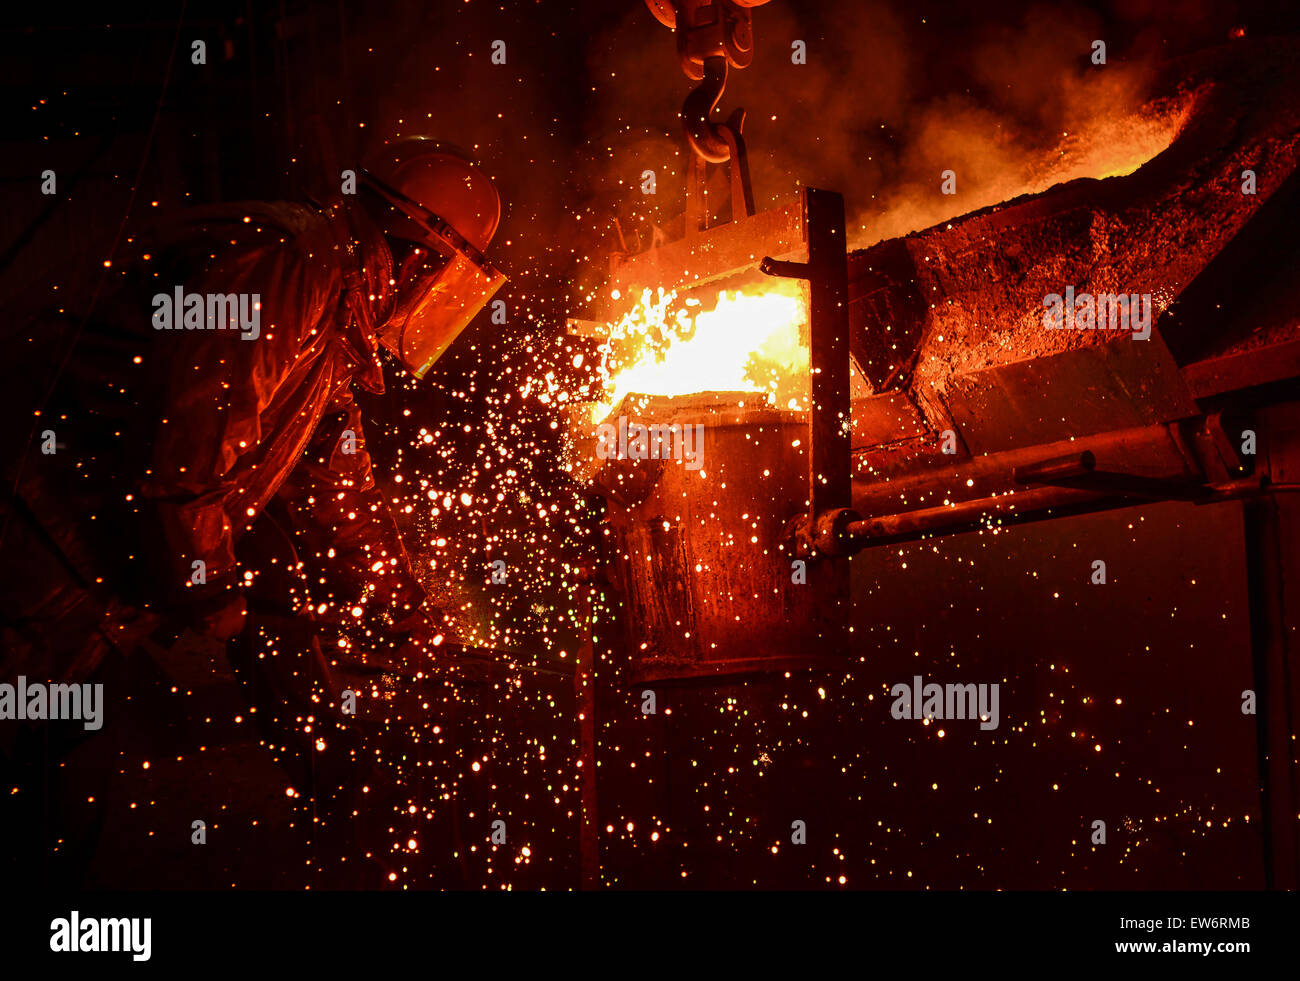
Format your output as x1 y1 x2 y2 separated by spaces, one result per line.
381 251 506 378
361 168 507 378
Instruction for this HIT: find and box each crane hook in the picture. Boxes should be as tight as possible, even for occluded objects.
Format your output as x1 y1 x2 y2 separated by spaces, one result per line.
681 55 733 164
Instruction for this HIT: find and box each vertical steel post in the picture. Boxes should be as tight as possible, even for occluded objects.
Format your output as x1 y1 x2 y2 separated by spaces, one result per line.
576 583 600 888
803 187 852 519
1242 406 1300 890
1244 494 1300 890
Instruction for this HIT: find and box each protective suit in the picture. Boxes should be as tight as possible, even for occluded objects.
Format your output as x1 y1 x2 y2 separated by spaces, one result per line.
1 138 505 887
3 198 432 680
140 199 428 627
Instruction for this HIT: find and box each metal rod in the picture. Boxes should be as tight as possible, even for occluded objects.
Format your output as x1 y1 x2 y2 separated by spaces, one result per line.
845 486 1116 546
759 257 808 279
844 475 1280 550
1028 469 1215 502
1013 451 1096 484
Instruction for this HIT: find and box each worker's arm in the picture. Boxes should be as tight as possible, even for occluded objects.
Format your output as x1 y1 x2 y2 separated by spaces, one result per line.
274 382 430 629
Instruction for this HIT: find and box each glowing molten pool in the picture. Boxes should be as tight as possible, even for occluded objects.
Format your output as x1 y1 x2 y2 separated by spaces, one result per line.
590 280 810 423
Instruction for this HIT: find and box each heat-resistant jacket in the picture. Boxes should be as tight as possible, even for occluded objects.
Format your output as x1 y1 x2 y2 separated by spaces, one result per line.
16 199 426 625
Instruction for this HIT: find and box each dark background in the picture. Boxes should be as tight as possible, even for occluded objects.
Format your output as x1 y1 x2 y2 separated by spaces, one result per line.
1 0 1293 889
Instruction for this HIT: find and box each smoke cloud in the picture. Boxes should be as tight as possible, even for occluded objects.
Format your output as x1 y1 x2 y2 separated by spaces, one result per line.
571 0 1232 256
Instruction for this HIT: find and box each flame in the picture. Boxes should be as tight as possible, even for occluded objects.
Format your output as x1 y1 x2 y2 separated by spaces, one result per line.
589 281 810 423
856 89 1195 248
1043 95 1194 183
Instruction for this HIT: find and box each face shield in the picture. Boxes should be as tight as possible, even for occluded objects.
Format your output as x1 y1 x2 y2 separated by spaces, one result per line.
361 169 507 379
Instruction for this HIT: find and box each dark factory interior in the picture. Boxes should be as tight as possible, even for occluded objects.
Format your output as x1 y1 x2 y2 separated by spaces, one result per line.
2 0 1299 907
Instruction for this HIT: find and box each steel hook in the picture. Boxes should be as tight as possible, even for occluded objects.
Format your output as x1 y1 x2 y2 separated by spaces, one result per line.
681 55 733 164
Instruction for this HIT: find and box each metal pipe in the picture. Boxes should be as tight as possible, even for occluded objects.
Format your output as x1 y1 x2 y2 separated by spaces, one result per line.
844 485 1118 547
843 475 1279 551
852 424 1184 517
1012 451 1095 484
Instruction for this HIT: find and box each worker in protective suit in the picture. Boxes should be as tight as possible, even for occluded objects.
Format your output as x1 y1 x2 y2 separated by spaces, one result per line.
0 138 504 885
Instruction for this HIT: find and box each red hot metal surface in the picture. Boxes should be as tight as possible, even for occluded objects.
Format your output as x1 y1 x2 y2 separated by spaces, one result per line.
569 394 849 682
